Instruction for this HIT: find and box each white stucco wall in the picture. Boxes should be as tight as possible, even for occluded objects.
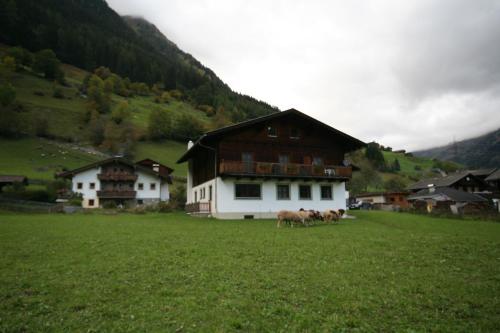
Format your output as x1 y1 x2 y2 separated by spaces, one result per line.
72 167 100 208
190 179 216 212
136 171 165 201
358 195 386 204
187 177 346 219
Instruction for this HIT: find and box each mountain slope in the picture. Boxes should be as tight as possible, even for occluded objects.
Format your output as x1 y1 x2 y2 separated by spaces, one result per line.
414 129 500 168
0 0 278 121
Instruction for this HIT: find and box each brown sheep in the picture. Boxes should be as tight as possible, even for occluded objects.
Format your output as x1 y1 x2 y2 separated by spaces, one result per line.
277 210 301 228
323 210 340 224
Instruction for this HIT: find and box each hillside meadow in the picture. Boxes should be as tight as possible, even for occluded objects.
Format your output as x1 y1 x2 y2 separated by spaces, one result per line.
0 211 499 332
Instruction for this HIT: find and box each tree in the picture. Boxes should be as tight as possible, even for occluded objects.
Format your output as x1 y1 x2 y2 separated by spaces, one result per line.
111 101 130 124
173 114 205 141
33 49 64 81
0 83 16 106
87 75 110 114
6 47 33 69
365 142 386 170
148 109 172 140
392 158 401 172
347 161 383 194
384 176 408 192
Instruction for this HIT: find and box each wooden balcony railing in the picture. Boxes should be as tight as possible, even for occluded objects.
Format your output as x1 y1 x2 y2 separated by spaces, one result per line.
98 173 138 181
219 160 352 178
97 190 137 198
185 202 211 213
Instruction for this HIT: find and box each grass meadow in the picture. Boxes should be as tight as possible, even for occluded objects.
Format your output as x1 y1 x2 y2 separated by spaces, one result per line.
0 211 499 332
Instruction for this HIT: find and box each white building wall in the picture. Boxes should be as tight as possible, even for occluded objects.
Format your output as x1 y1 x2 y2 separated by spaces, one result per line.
358 195 386 204
136 171 163 202
188 177 346 219
72 167 100 208
190 179 217 212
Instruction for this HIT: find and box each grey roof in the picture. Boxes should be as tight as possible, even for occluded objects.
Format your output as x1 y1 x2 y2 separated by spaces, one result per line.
470 168 497 177
0 175 27 183
485 169 500 181
407 187 487 202
407 171 472 191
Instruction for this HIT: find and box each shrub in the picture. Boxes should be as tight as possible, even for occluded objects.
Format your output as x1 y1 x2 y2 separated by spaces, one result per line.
52 86 64 99
102 201 117 209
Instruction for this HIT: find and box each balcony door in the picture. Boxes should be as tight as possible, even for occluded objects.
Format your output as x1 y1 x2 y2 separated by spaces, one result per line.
278 155 289 175
242 152 253 173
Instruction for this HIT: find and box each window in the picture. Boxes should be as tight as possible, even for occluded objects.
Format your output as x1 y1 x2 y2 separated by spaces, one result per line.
299 185 312 200
209 185 213 201
267 125 277 137
200 188 205 199
88 199 95 207
138 183 144 190
235 183 261 199
77 182 83 190
277 184 290 200
320 185 333 200
194 191 197 202
150 183 156 190
313 157 323 166
290 128 300 139
137 199 143 205
279 155 289 165
242 152 253 173
89 182 95 190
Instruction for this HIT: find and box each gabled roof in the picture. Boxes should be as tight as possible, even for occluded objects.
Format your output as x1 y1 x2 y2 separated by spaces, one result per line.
407 187 487 202
57 157 171 182
177 108 366 163
355 191 408 198
486 169 500 181
408 171 474 191
470 168 497 177
0 175 27 183
136 158 174 174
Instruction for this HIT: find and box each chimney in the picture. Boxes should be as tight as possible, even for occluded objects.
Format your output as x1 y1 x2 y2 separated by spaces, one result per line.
188 140 194 150
427 184 435 193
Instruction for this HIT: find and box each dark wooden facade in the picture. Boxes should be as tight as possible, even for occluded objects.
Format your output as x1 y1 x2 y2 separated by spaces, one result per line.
183 109 365 187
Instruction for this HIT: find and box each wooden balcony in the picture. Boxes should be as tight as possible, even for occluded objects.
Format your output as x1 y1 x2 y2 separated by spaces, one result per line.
185 202 211 214
97 190 136 199
219 160 352 179
98 173 138 181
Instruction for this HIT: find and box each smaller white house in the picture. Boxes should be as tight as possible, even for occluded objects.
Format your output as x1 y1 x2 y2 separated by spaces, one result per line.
58 157 172 208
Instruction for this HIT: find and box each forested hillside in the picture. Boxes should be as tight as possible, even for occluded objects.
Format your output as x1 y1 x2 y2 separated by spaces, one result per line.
414 129 500 168
0 0 278 121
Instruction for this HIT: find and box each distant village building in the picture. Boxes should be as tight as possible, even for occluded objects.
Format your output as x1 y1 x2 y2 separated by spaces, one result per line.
0 175 28 192
407 171 492 194
407 187 489 214
177 108 365 219
58 157 172 208
407 169 499 214
355 191 409 210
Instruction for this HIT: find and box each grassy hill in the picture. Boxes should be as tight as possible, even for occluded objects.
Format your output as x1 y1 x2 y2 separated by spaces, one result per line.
0 50 197 179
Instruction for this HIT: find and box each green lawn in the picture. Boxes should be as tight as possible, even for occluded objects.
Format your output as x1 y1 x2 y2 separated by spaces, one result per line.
0 138 101 181
0 211 499 332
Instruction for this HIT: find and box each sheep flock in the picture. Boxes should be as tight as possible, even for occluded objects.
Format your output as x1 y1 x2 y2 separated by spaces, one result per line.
277 208 346 228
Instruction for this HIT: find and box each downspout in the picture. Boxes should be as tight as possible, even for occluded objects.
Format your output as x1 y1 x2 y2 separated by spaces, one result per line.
197 135 218 215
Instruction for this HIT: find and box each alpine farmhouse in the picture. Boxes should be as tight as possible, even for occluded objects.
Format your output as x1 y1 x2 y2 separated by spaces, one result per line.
58 158 173 208
177 109 365 219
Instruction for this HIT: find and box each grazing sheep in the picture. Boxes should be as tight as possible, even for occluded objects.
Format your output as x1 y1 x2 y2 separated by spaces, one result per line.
277 210 301 228
337 209 345 217
323 210 340 223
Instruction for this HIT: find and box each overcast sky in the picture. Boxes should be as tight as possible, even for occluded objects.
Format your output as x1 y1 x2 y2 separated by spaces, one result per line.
107 0 500 151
